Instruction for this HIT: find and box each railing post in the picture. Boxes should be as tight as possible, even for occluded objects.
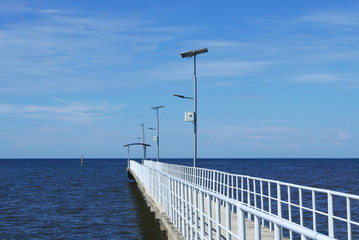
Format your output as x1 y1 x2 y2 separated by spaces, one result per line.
195 189 199 239
288 186 293 240
260 180 264 226
216 198 221 240
347 197 352 240
238 204 246 240
254 179 257 209
254 215 261 240
181 182 185 236
299 188 303 228
184 184 189 238
268 182 272 231
226 202 231 240
327 192 334 238
247 178 251 220
312 191 316 232
200 192 205 239
169 178 173 222
207 194 213 240
277 182 282 219
241 177 244 203
274 223 281 240
189 186 194 240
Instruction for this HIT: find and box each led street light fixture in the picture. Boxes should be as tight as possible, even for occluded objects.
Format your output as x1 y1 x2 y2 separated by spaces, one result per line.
180 48 208 58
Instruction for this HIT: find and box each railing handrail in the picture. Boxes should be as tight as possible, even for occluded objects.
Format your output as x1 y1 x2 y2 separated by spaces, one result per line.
142 160 358 239
144 160 358 199
130 160 336 240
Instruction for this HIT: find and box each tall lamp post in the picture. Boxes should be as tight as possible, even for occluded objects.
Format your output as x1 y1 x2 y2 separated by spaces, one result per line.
179 48 208 167
150 105 164 162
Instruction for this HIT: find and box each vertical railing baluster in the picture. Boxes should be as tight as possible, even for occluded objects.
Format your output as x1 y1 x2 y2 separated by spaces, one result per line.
312 191 316 232
269 182 272 231
328 192 334 238
288 186 293 240
254 179 257 210
241 177 244 203
299 188 303 227
195 188 199 238
260 180 264 226
181 182 185 235
231 175 235 199
236 176 239 201
347 197 352 240
189 186 194 240
208 194 212 240
226 202 231 240
184 184 189 238
216 198 221 240
277 182 282 219
247 177 251 220
200 192 205 239
201 169 204 188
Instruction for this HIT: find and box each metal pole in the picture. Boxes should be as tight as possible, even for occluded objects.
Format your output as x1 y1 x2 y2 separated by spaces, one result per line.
193 54 197 168
139 123 146 160
180 48 207 168
142 124 145 144
156 108 160 161
151 106 164 162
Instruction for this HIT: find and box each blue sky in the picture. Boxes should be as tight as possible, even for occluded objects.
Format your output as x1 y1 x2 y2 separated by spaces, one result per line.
1 0 358 159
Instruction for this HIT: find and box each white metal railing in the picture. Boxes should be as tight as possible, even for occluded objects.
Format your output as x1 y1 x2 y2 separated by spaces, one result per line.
130 160 339 240
143 160 359 240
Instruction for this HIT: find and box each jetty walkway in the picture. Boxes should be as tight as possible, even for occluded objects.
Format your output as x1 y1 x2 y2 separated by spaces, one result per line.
128 160 359 240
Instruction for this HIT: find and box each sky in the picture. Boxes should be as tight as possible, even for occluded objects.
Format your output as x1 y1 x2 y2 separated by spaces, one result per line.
0 0 358 159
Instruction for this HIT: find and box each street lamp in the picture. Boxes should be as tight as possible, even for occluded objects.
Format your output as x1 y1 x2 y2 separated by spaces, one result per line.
151 105 164 162
179 48 208 167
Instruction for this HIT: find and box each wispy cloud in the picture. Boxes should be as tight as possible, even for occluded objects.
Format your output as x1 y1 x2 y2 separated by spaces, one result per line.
298 10 359 27
337 130 351 140
0 101 125 122
292 73 355 83
202 125 353 147
0 6 197 93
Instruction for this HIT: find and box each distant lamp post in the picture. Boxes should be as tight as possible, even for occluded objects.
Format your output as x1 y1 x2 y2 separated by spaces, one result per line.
139 122 147 159
178 48 208 168
150 105 164 162
139 122 146 144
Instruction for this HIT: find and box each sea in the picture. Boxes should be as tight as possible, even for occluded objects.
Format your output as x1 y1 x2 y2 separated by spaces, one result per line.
0 158 358 239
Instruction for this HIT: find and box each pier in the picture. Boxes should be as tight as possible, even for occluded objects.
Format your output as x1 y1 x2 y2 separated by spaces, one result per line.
128 160 359 240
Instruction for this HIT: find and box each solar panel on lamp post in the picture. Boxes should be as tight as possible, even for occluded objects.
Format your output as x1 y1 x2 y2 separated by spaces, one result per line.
179 48 208 168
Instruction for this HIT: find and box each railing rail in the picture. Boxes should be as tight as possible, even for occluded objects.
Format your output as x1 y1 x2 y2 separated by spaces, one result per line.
143 160 359 240
129 160 342 240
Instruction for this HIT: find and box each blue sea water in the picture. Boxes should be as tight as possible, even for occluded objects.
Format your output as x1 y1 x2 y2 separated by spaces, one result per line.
0 158 358 239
